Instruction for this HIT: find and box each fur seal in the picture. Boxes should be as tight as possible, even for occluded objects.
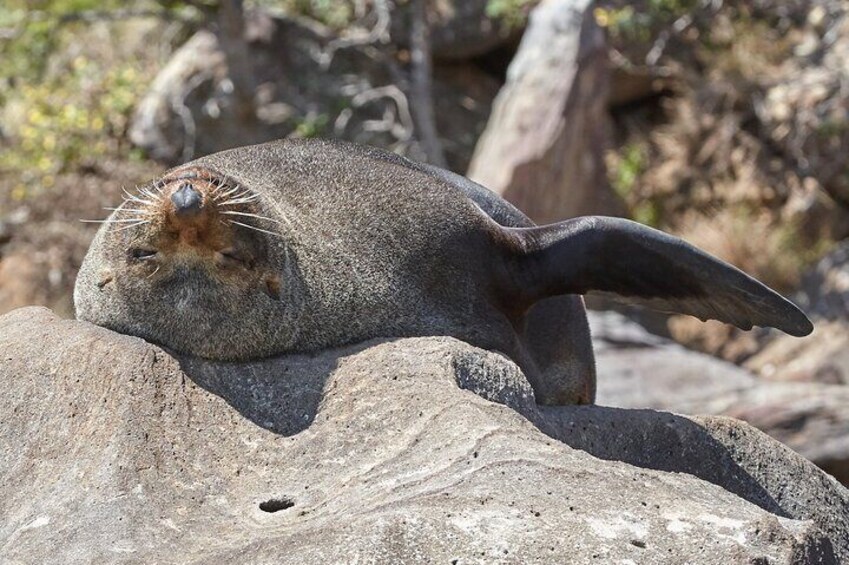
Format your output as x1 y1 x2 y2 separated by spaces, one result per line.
74 139 813 405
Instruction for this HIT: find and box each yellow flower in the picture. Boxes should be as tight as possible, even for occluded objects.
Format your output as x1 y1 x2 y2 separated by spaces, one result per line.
27 108 43 125
593 7 610 27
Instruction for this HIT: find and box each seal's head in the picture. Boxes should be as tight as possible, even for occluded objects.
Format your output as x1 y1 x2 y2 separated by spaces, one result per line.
74 167 301 360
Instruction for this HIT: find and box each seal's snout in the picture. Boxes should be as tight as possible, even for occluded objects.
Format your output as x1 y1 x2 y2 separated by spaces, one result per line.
171 183 203 217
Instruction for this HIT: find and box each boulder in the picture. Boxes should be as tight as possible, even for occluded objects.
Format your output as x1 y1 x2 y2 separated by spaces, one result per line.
592 310 849 487
742 242 849 385
0 307 846 563
467 0 624 224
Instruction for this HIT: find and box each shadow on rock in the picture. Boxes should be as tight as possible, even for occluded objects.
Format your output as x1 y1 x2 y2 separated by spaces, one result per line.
177 341 383 437
538 407 787 515
535 406 847 561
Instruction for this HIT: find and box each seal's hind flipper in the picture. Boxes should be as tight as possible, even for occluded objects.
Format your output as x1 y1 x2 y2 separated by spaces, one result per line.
504 216 813 336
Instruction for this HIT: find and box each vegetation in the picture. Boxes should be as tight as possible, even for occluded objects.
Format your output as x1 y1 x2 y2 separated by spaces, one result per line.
0 1 195 198
485 0 535 30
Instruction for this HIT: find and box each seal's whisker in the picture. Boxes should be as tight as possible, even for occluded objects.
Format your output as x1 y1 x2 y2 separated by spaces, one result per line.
104 207 149 214
146 265 161 279
112 220 150 232
122 195 156 207
81 218 151 224
213 182 241 195
227 220 283 238
220 194 261 205
220 210 279 223
214 186 244 201
138 187 161 200
226 190 255 200
122 187 156 206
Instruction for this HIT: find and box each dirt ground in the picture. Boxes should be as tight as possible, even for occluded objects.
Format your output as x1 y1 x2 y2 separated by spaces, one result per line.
0 158 164 317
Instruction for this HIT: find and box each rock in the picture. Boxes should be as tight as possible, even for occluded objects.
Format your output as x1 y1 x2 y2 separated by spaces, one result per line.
129 30 228 163
798 240 849 323
720 383 849 486
467 0 624 224
590 310 758 413
592 310 849 488
129 11 498 172
744 242 849 385
0 306 846 562
745 321 849 385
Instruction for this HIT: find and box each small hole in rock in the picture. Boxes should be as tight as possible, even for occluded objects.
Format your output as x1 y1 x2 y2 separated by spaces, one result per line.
259 496 294 513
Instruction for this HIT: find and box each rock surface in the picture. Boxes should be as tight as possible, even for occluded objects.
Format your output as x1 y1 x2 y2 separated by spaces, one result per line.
592 310 849 488
1 307 847 563
467 0 624 223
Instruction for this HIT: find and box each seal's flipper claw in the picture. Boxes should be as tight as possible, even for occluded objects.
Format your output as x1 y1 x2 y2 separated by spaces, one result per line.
505 216 813 337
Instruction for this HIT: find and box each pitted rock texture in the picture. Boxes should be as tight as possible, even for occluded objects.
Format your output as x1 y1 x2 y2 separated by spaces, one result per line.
0 307 846 563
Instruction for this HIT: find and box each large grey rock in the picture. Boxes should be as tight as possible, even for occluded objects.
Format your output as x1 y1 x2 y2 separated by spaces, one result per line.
467 0 624 223
592 310 849 487
0 307 846 563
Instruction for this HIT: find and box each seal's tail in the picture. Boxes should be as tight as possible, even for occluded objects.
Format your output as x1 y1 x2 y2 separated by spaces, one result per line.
501 216 813 337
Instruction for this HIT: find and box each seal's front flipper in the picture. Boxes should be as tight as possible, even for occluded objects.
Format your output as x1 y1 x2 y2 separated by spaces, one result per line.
503 216 813 336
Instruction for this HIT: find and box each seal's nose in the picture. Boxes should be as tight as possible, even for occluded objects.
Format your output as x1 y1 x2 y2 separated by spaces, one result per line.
171 183 203 216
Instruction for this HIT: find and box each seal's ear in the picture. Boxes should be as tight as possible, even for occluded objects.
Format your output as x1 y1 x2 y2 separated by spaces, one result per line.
502 216 813 336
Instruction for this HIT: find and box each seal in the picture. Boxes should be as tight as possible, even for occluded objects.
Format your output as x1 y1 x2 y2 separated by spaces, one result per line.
74 139 813 405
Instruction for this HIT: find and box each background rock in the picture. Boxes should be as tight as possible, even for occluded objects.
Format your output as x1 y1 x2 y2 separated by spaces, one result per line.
467 0 625 223
128 11 498 173
741 242 849 385
0 307 846 563
592 310 849 486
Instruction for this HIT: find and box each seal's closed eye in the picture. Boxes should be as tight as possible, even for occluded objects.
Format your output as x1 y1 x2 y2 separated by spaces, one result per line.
216 248 253 269
129 248 157 261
